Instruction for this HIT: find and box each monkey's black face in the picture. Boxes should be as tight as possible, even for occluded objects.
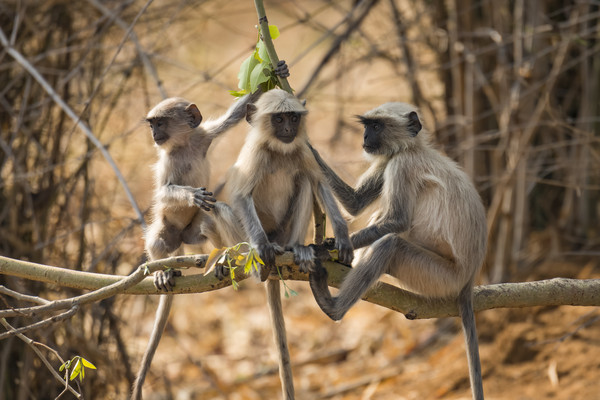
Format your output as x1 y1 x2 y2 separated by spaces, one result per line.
360 118 385 154
271 112 302 143
147 117 170 145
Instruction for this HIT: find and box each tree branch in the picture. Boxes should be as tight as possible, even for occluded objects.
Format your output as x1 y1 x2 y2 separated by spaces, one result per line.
1 254 599 320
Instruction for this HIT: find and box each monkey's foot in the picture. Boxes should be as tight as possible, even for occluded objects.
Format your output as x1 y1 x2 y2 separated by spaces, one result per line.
154 269 182 292
214 263 227 281
293 244 317 273
308 265 342 321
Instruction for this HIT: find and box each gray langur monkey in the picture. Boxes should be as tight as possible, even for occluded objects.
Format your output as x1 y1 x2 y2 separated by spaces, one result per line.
132 93 257 400
223 89 354 400
308 102 487 400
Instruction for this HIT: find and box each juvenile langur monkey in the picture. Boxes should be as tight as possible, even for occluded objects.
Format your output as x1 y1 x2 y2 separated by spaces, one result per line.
132 93 257 400
308 103 487 400
224 89 354 400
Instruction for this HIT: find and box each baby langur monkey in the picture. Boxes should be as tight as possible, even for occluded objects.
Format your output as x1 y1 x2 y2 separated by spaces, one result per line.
308 103 487 400
223 89 354 400
132 93 258 400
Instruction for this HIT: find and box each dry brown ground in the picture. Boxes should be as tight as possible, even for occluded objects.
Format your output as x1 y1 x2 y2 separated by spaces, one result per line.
127 258 600 400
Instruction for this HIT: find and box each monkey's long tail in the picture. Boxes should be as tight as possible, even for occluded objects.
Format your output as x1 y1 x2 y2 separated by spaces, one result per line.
458 283 484 400
266 279 295 400
131 294 173 400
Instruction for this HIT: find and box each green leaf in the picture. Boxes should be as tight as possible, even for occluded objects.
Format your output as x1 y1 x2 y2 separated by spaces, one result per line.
238 53 260 92
253 250 264 265
81 358 96 369
257 40 270 64
229 89 247 97
69 359 81 381
206 247 227 271
269 25 280 40
250 62 270 93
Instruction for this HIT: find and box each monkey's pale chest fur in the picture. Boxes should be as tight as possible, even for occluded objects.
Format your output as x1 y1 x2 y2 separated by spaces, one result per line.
253 168 297 228
153 145 209 227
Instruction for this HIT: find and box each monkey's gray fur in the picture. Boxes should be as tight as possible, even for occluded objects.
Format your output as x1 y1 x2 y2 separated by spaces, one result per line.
132 92 258 400
308 102 487 400
224 89 354 400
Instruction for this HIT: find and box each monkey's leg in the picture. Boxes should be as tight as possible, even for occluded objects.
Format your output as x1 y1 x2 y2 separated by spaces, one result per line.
321 234 396 321
266 278 295 400
310 233 459 320
181 211 209 246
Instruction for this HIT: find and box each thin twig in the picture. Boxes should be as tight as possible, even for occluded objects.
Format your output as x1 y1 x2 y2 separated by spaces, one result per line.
0 285 50 305
0 306 78 340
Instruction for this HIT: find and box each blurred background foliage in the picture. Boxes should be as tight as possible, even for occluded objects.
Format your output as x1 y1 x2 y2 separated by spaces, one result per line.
0 0 598 399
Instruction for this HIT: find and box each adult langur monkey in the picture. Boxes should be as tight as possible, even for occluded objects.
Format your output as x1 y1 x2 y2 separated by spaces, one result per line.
308 102 487 400
222 89 354 400
132 92 258 400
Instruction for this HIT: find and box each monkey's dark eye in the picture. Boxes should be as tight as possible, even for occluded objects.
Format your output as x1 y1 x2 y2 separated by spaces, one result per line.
156 120 164 128
291 115 299 123
372 123 380 131
275 116 284 123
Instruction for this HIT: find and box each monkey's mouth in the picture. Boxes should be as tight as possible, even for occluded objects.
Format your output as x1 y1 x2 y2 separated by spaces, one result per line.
278 135 295 144
362 144 377 153
153 134 168 145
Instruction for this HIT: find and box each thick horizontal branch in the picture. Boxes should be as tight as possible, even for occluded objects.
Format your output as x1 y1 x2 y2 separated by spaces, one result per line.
1 255 599 319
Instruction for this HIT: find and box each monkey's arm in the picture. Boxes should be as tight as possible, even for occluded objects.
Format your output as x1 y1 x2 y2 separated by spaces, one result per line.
203 91 262 139
309 144 383 216
233 194 282 270
158 184 216 211
350 222 406 249
316 182 354 265
350 186 411 249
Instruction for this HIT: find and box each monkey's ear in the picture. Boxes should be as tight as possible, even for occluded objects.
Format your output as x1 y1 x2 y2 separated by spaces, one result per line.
185 104 203 128
406 111 422 136
246 103 257 124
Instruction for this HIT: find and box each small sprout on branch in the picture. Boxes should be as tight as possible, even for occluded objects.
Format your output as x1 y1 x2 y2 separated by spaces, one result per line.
206 242 265 289
59 356 96 383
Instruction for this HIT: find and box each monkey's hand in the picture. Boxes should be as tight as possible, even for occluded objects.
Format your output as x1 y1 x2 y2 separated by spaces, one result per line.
193 188 217 212
256 242 284 281
335 236 354 266
274 60 290 78
154 269 182 292
292 244 317 274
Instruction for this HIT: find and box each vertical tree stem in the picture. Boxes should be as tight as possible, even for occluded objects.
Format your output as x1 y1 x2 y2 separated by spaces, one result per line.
253 0 293 94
